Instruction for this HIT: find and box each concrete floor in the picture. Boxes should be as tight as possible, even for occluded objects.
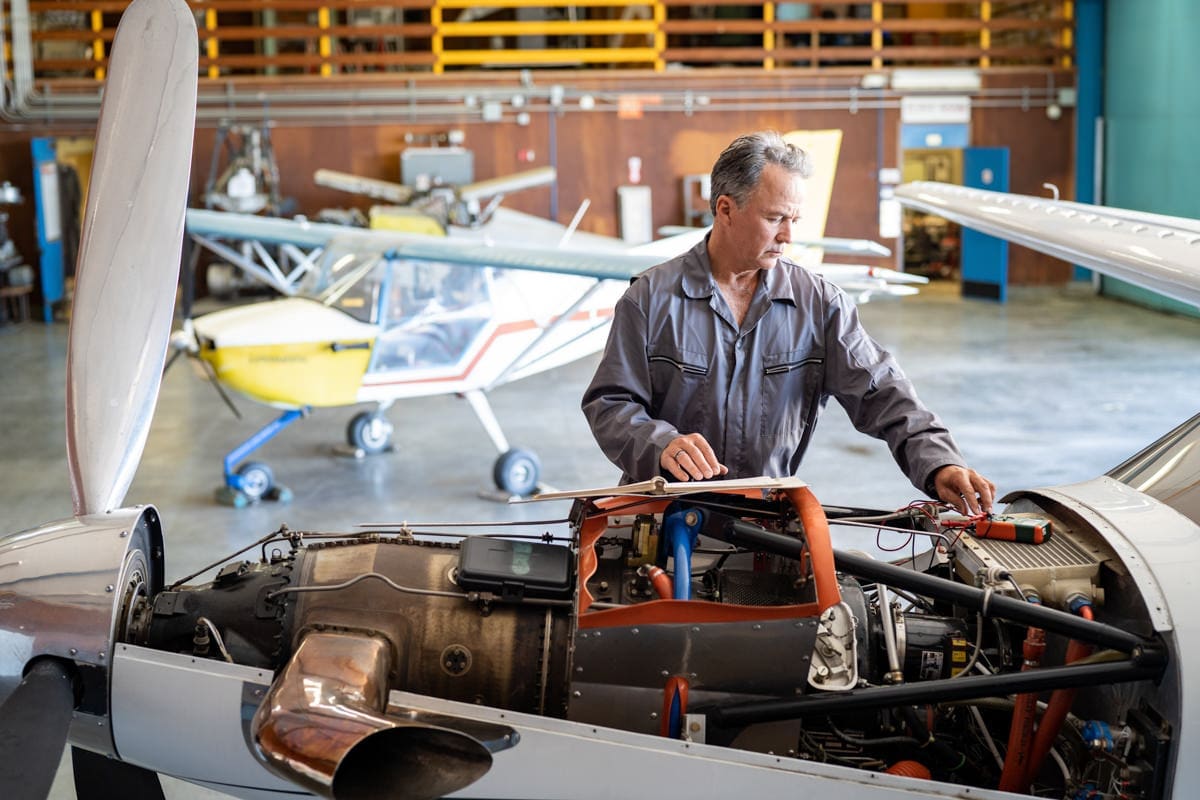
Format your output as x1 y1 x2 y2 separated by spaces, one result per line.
0 280 1197 798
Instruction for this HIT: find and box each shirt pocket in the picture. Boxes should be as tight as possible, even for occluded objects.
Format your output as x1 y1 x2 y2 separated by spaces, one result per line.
760 349 824 445
647 345 710 427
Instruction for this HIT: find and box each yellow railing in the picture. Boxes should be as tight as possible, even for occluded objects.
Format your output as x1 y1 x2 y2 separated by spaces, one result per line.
15 1 1073 80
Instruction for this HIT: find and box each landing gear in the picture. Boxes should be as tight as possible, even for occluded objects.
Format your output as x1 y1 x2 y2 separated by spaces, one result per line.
493 448 541 497
346 411 393 455
236 461 274 501
464 389 547 499
216 408 306 507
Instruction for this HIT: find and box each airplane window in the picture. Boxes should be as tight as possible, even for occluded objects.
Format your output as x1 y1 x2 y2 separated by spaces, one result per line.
298 248 385 324
369 260 493 372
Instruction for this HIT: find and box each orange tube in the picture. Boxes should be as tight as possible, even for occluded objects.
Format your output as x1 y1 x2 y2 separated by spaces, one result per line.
1020 605 1095 787
998 626 1046 793
660 676 690 737
785 487 842 611
886 760 932 780
643 565 674 599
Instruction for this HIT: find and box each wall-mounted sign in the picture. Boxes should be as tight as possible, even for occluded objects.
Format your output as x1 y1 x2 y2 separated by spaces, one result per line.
900 95 972 125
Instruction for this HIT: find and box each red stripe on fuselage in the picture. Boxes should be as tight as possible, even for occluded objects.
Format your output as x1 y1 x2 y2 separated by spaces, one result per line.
361 308 614 388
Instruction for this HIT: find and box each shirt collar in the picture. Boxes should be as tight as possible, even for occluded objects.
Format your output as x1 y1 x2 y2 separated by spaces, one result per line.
680 236 715 299
680 235 801 306
764 257 800 306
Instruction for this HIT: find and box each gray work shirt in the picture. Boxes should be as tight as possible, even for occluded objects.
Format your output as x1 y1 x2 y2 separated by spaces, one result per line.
581 237 965 494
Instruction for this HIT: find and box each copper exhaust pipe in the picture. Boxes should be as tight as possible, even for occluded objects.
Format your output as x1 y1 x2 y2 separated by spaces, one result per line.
252 631 492 800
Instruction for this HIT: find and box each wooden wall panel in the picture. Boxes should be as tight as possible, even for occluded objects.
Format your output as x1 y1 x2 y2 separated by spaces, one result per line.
0 71 1076 315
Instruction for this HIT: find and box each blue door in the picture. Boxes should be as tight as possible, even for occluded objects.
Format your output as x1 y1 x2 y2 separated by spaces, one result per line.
961 147 1010 302
31 137 64 322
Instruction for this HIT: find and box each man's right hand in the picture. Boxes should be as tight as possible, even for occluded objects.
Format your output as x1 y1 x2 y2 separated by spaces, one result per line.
661 434 729 481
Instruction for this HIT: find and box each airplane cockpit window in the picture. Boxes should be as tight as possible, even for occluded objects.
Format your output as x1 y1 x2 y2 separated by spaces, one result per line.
298 247 385 325
370 260 493 372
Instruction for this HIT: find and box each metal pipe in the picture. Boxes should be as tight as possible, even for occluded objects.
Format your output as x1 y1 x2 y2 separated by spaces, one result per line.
876 583 903 683
724 519 1152 653
251 630 492 800
707 659 1162 728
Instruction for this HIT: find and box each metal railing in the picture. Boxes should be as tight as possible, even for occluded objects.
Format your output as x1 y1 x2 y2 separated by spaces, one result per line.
5 1 1072 81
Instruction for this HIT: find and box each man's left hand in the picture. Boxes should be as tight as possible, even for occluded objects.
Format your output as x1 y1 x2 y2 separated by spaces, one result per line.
933 465 996 516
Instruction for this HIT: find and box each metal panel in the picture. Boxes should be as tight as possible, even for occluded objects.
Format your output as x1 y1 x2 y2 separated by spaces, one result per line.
109 643 292 794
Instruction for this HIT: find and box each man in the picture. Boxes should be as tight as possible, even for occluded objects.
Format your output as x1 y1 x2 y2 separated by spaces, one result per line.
582 131 994 515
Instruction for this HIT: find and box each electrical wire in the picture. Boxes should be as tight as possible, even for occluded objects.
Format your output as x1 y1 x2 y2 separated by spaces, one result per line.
969 705 1004 770
195 616 234 663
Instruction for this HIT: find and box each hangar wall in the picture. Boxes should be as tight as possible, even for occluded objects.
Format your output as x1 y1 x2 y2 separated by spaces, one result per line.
0 70 1075 313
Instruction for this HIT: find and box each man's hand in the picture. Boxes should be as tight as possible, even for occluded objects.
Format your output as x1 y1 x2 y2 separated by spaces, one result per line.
661 433 729 481
933 465 996 516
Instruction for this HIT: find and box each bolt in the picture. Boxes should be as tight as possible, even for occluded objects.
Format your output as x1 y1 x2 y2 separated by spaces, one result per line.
631 628 639 635
105 585 114 593
119 530 128 538
69 648 78 656
650 712 659 719
690 722 701 732
572 690 581 698
661 670 670 677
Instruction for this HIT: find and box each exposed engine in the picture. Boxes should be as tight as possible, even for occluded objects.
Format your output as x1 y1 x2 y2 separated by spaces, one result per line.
124 484 1172 800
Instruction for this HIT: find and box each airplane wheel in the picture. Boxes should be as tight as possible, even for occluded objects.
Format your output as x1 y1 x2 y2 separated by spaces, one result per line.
493 448 540 497
347 411 393 454
236 461 275 501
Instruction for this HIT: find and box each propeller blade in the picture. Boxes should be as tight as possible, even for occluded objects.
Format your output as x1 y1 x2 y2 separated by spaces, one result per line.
314 168 415 205
65 0 198 516
0 659 78 800
72 747 165 800
199 357 243 420
458 166 557 203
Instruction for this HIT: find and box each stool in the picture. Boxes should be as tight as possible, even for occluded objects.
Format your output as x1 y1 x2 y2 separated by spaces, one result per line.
0 284 33 323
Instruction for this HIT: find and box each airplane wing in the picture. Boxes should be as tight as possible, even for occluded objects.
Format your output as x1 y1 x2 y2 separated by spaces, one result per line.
657 225 892 258
187 207 662 281
895 181 1200 309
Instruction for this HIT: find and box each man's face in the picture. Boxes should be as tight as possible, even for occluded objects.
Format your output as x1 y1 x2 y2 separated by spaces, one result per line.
719 162 806 272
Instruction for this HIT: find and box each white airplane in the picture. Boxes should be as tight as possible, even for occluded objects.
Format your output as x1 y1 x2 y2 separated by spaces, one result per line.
6 7 1198 800
176 175 917 507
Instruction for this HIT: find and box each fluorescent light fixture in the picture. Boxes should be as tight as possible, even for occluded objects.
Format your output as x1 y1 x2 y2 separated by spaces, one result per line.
891 68 981 92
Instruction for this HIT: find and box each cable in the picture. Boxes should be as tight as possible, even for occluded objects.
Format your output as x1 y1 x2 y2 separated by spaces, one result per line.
196 616 234 663
969 705 1004 770
267 571 467 600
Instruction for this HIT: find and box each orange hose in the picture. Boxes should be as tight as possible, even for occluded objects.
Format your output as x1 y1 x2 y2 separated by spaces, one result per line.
886 760 932 780
644 565 674 599
1020 605 1095 787
998 626 1046 793
785 487 842 611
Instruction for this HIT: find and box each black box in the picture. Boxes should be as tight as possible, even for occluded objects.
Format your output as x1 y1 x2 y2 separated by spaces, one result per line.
456 537 574 601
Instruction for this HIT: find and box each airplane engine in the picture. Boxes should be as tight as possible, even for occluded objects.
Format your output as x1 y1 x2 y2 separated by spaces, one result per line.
120 482 1178 800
